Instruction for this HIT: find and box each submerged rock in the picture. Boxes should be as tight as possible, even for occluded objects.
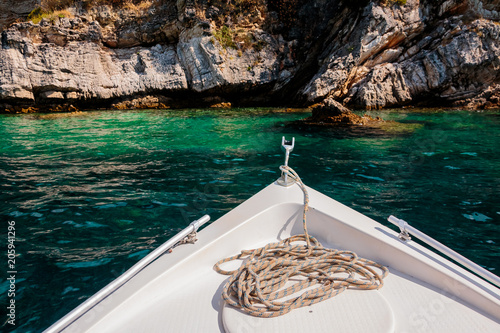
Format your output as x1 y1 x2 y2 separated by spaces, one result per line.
311 98 351 119
111 95 171 110
301 98 384 126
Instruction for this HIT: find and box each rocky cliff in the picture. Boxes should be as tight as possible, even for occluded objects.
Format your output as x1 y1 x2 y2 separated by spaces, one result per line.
1 0 499 112
0 0 40 33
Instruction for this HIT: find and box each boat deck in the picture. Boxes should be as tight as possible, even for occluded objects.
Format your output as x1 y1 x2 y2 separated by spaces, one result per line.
55 182 500 332
85 245 499 333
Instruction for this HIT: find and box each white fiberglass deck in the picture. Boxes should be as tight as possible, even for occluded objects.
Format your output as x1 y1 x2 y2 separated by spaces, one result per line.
54 182 500 332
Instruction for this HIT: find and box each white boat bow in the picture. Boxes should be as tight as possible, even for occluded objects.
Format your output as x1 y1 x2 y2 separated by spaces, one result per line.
46 139 500 333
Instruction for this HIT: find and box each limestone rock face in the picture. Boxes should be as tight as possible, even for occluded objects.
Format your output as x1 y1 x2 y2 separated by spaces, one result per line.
1 0 499 111
300 0 500 109
0 2 288 110
177 24 281 93
353 19 500 109
0 0 39 32
0 22 188 103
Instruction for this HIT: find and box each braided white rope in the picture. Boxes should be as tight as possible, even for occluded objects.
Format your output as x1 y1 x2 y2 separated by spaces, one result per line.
214 166 389 317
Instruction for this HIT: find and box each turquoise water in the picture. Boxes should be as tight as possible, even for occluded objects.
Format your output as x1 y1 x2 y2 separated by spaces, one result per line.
0 108 499 332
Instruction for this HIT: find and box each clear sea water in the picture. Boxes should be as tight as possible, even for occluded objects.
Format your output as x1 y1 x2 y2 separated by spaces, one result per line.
0 108 499 332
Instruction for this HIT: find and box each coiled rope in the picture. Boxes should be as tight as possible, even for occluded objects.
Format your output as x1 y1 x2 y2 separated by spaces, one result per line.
214 166 389 318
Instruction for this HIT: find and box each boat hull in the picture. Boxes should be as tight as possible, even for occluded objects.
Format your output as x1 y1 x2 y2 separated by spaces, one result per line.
46 181 500 332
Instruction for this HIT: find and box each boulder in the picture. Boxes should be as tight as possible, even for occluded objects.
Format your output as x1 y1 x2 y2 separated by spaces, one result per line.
311 98 351 119
305 98 383 126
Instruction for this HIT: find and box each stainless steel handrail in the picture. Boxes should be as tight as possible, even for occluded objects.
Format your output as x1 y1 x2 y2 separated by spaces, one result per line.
388 215 500 289
45 215 210 333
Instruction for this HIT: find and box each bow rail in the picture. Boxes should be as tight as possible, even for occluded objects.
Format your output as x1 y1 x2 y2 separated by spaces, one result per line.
388 215 500 289
45 215 210 333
